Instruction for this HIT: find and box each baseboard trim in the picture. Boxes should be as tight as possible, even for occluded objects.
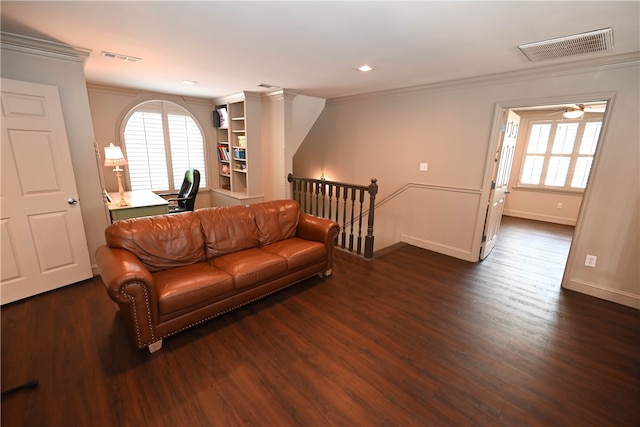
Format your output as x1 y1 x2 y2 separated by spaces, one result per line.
503 210 577 226
564 279 640 309
400 234 475 262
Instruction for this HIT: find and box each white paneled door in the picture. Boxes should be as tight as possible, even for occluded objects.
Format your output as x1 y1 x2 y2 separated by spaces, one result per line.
1 78 92 304
480 109 520 260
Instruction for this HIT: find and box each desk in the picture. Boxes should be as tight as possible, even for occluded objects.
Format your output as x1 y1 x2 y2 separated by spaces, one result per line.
108 191 169 221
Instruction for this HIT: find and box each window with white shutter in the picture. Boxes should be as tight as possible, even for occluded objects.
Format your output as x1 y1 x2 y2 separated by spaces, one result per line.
518 119 601 191
122 101 207 192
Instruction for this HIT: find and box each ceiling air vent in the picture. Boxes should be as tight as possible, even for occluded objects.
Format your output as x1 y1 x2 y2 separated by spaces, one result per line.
257 83 280 89
100 51 142 63
518 28 613 62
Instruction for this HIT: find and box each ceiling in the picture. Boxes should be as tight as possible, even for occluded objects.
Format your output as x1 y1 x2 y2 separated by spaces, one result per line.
1 1 639 100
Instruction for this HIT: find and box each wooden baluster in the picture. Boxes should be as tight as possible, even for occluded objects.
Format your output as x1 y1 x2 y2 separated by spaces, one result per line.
335 185 341 223
315 181 321 216
341 186 348 248
308 181 313 214
303 181 309 213
364 178 378 259
320 180 327 218
349 187 356 252
328 184 333 220
357 188 365 255
336 185 340 246
292 179 296 204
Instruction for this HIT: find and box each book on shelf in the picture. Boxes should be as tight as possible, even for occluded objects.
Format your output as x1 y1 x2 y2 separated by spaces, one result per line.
233 147 246 159
218 145 230 161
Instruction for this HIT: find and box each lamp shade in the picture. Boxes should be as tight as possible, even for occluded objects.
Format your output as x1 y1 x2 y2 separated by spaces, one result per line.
104 143 128 167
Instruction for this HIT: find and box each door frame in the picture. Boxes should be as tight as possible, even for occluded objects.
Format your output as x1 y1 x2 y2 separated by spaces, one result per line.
476 92 616 284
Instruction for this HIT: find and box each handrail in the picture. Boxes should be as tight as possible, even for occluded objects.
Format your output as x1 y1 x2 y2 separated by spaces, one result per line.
288 174 378 259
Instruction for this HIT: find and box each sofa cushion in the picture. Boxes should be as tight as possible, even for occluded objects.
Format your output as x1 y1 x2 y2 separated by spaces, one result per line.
154 263 234 316
250 200 300 247
213 248 287 289
105 212 206 272
261 237 326 270
196 205 259 259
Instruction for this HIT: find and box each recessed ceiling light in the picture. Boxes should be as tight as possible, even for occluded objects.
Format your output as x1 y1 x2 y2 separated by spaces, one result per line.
182 80 197 86
357 65 374 72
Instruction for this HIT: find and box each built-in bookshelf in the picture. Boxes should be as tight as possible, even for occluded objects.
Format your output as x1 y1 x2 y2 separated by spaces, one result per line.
213 92 263 204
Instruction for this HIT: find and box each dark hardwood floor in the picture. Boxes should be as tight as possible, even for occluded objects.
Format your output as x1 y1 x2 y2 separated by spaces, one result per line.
2 216 639 426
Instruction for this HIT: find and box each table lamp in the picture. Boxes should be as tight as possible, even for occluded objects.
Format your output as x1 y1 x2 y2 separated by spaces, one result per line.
104 142 128 206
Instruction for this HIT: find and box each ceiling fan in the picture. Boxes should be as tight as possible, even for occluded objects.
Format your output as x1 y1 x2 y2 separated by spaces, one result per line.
547 103 607 119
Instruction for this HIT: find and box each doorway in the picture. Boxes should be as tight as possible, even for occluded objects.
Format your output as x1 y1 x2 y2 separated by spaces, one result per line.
481 98 610 285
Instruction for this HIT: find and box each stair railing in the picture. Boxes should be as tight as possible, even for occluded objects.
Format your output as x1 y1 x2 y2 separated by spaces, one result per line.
287 174 378 259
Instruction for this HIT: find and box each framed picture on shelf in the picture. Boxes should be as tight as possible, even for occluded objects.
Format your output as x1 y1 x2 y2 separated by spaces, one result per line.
213 105 228 128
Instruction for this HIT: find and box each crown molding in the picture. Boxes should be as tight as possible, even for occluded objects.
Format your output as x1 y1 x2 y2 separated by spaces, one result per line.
263 88 299 102
213 90 263 105
87 83 212 107
1 32 91 63
86 83 142 96
329 51 640 105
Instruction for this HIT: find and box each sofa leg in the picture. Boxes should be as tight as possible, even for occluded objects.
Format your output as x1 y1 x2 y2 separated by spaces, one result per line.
148 340 163 353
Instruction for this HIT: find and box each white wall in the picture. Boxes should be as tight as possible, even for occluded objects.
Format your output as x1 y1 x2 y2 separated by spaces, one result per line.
261 91 286 201
261 90 325 200
295 56 639 308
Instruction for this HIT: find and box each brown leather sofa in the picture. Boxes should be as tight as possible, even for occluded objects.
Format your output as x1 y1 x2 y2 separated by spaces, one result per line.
95 199 339 352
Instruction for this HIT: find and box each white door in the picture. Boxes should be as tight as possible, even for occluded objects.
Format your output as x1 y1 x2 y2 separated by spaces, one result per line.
480 110 520 260
1 78 92 304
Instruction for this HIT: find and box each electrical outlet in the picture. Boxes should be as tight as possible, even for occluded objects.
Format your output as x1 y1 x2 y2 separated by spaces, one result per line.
585 254 597 268
557 203 563 209
419 162 429 172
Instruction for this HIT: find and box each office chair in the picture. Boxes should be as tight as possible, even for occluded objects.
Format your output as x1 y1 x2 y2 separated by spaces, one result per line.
160 169 200 213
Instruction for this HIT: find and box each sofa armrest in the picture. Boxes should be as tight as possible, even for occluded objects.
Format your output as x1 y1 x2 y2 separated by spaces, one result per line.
297 213 340 247
96 245 162 349
95 245 155 304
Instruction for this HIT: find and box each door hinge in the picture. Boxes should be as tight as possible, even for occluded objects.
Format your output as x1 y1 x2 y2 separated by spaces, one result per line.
490 181 496 190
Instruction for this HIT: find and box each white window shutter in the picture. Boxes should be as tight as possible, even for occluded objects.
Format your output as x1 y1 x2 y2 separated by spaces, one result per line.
124 111 169 191
518 119 601 191
167 114 206 189
123 101 207 192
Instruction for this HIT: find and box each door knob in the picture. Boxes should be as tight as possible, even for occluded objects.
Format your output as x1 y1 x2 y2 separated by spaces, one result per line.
67 198 78 205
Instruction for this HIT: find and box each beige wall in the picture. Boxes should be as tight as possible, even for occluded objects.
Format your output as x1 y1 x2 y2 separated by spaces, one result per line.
295 57 639 308
87 85 217 212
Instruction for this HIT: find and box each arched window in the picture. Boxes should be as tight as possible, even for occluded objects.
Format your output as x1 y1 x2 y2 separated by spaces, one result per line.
122 100 207 191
